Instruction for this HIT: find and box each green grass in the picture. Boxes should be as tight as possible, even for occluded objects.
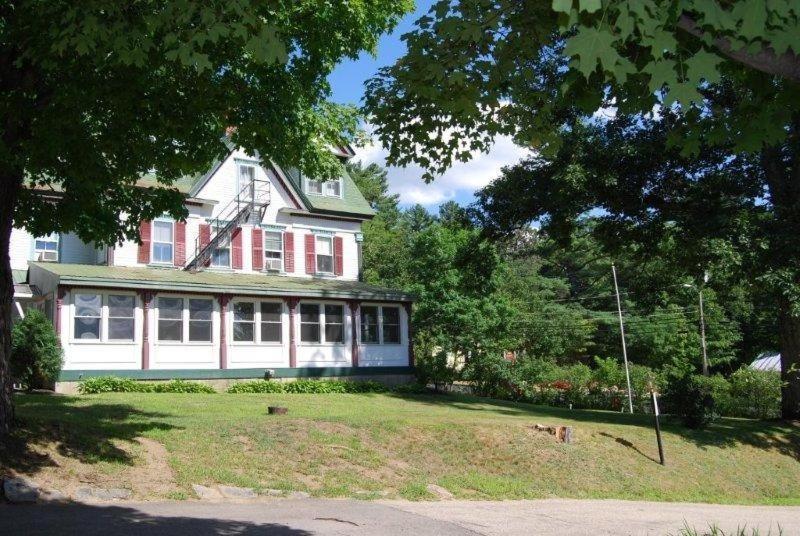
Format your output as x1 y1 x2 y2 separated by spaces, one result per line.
3 392 799 503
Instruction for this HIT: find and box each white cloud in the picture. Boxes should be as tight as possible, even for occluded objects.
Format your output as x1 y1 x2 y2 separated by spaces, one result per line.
354 135 530 208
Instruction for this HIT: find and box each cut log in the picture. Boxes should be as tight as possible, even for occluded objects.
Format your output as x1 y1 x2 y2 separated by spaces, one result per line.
268 406 288 415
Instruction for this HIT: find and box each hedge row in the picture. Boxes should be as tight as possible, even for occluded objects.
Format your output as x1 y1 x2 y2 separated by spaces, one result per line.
78 376 429 395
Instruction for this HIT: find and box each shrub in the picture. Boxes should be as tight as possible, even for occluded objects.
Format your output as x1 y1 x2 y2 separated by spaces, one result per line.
227 380 286 393
226 379 389 394
721 368 781 419
414 348 459 392
11 309 63 390
152 380 216 394
463 353 516 398
392 382 430 394
78 376 216 394
663 372 729 428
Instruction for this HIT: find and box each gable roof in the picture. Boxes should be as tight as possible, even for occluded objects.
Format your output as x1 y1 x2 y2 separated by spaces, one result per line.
30 262 412 302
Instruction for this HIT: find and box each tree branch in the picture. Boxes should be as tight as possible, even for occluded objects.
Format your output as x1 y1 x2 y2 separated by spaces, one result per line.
677 14 800 84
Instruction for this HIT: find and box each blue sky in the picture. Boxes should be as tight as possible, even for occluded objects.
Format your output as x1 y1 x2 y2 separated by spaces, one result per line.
326 1 530 210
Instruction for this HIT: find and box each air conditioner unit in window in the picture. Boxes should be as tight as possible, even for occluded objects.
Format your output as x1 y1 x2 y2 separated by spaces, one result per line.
264 258 282 272
37 251 58 262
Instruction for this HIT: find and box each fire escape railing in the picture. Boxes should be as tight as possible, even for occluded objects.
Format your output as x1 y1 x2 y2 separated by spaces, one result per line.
185 178 270 272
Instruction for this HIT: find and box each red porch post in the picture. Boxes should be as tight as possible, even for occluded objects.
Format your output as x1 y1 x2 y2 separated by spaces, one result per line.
139 290 152 370
218 294 229 369
403 302 414 367
287 297 298 368
348 300 359 367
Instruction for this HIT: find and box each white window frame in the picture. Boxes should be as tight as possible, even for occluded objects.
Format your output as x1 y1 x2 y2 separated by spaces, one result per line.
34 233 59 262
155 295 215 345
71 291 138 345
230 299 284 345
237 161 257 199
305 177 342 198
107 294 137 342
263 231 283 272
151 219 174 265
298 302 345 346
360 304 402 345
315 235 334 275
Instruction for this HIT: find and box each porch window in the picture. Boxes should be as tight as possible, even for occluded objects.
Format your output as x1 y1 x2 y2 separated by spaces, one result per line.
107 294 135 341
300 303 320 343
263 231 283 271
157 297 183 341
74 293 101 340
360 306 380 343
325 304 344 343
233 301 255 342
360 305 401 344
188 299 213 342
260 302 282 342
152 220 174 264
34 233 59 261
315 235 334 274
382 306 401 344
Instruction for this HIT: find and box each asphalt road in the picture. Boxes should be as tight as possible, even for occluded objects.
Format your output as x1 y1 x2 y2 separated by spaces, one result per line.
0 498 797 535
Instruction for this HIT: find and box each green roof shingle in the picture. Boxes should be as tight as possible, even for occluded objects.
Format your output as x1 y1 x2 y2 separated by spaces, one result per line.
31 262 412 302
282 167 375 218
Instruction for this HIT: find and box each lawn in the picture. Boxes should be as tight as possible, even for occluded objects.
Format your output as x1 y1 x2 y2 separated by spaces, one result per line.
2 392 799 504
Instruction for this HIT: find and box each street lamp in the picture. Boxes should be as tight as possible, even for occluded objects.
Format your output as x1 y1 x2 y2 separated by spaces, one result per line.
683 277 709 376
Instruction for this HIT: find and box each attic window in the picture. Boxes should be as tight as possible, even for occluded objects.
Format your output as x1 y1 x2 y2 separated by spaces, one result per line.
306 178 342 198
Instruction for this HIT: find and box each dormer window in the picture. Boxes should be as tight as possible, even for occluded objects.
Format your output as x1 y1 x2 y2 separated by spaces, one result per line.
34 233 59 261
151 220 174 264
306 178 342 198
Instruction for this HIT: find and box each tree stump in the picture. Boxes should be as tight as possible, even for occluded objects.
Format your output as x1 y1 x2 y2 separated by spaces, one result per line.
268 406 288 415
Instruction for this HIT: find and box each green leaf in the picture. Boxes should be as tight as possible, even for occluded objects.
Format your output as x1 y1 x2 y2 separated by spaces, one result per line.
579 0 602 13
685 50 723 84
563 26 620 78
642 59 677 92
645 30 677 60
552 0 573 14
732 1 768 40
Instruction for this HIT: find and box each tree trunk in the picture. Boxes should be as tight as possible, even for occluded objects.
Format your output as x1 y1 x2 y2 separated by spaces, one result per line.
778 301 800 419
0 174 21 436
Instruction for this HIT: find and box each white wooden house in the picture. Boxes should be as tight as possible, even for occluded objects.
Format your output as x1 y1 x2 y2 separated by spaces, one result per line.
11 144 413 390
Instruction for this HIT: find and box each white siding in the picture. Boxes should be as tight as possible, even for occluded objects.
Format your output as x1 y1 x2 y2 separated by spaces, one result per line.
9 228 33 270
10 229 99 270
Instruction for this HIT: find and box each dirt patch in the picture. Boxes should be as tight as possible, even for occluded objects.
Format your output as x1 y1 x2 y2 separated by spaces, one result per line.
126 437 177 498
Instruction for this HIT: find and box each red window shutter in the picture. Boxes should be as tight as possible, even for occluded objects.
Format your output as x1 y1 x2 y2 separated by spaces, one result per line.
333 236 344 276
137 221 151 264
251 228 263 271
199 224 211 267
232 227 243 269
304 234 316 275
284 232 295 272
174 221 186 267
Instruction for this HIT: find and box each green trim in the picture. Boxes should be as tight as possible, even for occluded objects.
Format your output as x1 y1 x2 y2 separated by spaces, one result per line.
58 366 414 382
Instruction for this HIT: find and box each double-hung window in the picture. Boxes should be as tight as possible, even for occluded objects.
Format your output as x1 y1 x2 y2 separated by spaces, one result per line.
211 235 231 268
188 299 213 342
152 220 174 264
315 236 334 274
360 305 401 344
263 231 283 271
324 179 342 197
73 293 136 342
237 162 256 200
157 297 183 341
299 303 344 344
107 295 135 341
34 233 59 261
260 302 282 343
74 293 102 340
233 302 255 342
306 178 323 195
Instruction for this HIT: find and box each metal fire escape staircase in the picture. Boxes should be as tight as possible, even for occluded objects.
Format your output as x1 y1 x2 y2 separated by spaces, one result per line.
185 178 271 272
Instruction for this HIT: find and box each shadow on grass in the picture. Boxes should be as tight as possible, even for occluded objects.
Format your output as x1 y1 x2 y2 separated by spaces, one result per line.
0 394 179 475
598 431 660 464
0 503 312 536
389 392 800 461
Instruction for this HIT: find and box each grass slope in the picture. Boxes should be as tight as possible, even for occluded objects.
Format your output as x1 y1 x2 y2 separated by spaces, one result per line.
3 392 799 504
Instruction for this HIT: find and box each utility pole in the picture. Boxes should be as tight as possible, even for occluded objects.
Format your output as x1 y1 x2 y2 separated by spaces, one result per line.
612 263 634 413
699 289 709 376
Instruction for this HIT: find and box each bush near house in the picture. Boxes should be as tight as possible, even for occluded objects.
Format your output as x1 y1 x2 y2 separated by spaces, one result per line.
10 309 63 390
227 379 389 394
78 377 216 394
